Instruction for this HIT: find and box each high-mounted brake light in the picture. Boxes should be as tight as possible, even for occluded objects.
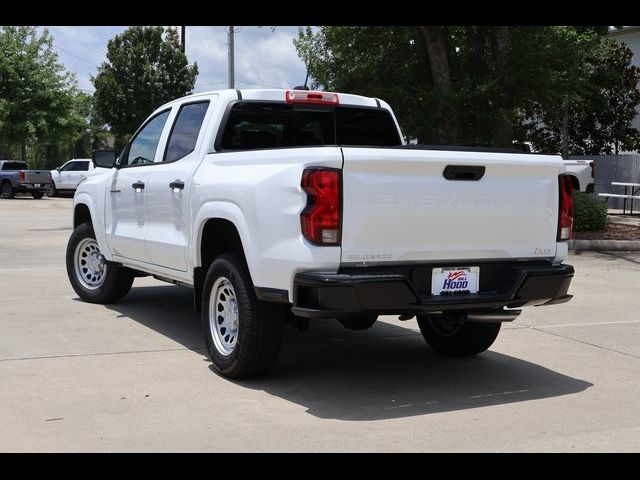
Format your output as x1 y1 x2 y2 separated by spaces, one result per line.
558 175 574 241
18 171 25 182
286 90 339 105
589 160 595 178
301 168 341 245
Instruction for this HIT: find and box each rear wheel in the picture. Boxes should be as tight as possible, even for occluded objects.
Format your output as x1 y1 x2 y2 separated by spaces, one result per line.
202 253 285 379
66 222 134 303
339 314 378 331
417 312 501 356
1 182 15 199
32 191 44 199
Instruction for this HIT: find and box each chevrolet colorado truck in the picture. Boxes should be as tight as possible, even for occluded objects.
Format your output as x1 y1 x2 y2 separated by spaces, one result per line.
0 160 50 199
66 89 575 378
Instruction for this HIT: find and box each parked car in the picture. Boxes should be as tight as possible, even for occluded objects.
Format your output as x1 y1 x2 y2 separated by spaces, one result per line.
47 159 94 196
66 88 575 379
0 160 50 199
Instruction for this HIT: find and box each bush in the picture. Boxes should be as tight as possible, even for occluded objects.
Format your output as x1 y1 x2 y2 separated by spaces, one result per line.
573 192 608 231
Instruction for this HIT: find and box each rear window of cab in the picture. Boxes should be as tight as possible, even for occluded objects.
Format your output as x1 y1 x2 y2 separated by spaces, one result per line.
218 102 401 151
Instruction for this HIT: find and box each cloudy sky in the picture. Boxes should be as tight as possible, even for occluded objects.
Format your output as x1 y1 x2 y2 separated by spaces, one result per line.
37 26 311 94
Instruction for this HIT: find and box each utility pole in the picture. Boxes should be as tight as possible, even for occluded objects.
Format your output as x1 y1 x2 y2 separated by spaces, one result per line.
181 26 186 53
561 95 569 158
227 26 235 89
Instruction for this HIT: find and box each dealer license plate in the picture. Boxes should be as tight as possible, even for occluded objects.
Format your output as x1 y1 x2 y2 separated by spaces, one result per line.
431 266 479 296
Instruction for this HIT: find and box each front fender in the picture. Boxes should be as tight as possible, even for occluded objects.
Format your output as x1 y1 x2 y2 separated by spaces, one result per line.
73 193 113 261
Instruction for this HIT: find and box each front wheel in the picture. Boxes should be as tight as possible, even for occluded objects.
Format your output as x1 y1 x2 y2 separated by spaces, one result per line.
66 222 134 303
202 253 285 379
417 313 501 356
46 182 57 197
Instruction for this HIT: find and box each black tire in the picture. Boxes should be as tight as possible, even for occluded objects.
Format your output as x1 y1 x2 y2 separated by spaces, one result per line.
66 222 134 304
46 182 57 197
202 253 285 379
417 313 501 356
1 182 15 199
339 314 378 331
32 191 44 199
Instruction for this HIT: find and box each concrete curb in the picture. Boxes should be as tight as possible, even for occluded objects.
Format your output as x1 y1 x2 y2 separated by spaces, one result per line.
569 239 640 251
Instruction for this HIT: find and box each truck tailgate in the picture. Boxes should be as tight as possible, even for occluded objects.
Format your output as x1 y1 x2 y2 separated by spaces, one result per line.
22 170 49 184
340 147 564 264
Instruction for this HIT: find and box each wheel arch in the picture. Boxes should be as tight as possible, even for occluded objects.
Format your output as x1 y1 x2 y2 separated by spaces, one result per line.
73 193 112 261
193 203 257 311
74 203 92 228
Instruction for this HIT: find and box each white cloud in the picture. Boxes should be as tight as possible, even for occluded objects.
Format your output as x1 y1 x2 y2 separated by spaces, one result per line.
42 25 311 96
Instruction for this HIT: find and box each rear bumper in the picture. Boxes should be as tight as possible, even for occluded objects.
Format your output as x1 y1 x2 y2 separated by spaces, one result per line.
292 261 574 319
17 183 48 192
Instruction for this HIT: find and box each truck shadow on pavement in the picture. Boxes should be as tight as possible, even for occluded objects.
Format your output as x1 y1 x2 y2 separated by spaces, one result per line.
106 284 593 421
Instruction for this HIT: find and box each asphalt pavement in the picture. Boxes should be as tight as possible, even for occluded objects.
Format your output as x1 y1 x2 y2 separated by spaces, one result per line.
1 196 639 452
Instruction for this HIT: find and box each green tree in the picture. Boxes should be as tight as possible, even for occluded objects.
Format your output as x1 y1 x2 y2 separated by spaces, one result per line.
295 26 636 151
92 26 198 137
517 40 640 154
0 26 78 161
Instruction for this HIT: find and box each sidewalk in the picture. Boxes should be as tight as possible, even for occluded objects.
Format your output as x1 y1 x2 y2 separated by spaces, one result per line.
607 211 640 226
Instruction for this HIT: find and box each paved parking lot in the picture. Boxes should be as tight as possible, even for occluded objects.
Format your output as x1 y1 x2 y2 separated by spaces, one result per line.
1 196 640 452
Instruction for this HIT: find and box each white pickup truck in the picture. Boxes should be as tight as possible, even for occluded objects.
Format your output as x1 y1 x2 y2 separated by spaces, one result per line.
66 89 575 378
564 159 595 193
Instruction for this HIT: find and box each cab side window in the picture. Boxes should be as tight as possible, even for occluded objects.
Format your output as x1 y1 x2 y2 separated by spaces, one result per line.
60 162 75 172
71 162 90 171
123 110 171 167
163 102 209 163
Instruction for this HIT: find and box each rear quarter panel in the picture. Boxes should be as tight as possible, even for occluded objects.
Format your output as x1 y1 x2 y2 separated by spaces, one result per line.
192 147 343 298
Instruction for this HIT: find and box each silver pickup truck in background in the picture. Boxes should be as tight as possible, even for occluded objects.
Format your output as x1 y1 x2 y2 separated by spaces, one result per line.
0 160 51 199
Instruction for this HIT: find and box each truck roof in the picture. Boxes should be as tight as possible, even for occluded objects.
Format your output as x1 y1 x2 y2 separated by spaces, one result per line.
158 88 384 111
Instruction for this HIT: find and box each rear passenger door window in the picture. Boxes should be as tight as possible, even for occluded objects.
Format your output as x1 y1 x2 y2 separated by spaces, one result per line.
163 101 210 163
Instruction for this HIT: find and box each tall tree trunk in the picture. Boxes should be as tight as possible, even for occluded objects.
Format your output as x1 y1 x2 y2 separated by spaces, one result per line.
419 26 459 145
491 26 513 147
21 141 27 162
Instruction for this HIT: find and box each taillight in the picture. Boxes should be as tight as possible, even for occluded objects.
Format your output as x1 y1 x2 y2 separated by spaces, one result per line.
558 175 574 241
589 160 595 178
286 90 339 105
301 168 341 245
18 171 25 182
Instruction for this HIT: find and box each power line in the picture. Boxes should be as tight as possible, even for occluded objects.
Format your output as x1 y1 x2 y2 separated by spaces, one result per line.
55 45 100 67
48 27 106 58
236 79 284 89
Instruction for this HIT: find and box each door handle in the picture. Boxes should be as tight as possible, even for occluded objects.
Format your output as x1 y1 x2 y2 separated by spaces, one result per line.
169 180 185 191
132 181 145 191
443 165 486 181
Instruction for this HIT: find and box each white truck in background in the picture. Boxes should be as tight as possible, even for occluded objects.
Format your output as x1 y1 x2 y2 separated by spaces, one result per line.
66 89 575 379
563 159 595 193
48 158 95 197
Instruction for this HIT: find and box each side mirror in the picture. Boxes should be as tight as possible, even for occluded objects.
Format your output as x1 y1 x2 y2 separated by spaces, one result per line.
56 167 60 171
92 149 117 168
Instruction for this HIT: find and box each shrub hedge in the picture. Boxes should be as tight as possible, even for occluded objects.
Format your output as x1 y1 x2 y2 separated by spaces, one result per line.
573 192 608 231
